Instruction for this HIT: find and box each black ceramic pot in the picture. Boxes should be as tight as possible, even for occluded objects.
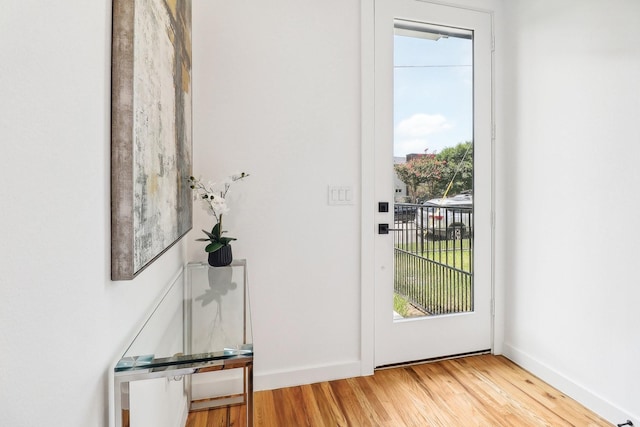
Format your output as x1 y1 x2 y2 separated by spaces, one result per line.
207 245 233 267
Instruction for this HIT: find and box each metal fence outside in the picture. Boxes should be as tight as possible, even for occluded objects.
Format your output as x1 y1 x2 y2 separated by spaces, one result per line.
393 203 473 316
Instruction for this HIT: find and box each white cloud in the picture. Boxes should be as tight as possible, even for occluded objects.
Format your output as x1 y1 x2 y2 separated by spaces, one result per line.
394 114 453 156
396 113 452 138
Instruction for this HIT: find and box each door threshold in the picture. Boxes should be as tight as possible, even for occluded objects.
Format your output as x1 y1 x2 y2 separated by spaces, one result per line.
375 349 491 371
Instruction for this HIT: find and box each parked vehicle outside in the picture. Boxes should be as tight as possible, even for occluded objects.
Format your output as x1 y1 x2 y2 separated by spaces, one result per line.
415 193 472 240
394 203 417 223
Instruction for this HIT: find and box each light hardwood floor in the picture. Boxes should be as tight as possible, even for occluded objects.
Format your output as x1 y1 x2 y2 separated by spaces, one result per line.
186 355 611 426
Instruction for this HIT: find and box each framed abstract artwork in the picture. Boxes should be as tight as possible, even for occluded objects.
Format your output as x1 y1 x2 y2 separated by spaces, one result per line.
111 0 192 280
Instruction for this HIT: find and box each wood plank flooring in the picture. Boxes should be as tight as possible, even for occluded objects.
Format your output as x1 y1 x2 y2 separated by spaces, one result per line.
186 355 611 427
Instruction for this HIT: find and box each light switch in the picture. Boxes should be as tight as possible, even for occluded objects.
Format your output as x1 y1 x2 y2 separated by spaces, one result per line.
328 185 354 205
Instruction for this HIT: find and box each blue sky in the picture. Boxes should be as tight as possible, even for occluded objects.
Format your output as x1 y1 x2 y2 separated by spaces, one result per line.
394 34 473 157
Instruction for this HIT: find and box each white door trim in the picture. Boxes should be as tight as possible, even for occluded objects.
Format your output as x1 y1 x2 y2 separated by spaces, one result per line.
360 0 376 377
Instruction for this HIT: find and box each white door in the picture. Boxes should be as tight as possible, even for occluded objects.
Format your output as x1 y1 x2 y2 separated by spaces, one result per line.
374 0 493 367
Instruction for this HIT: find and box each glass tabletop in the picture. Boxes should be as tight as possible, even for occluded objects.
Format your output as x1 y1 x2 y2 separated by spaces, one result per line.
115 260 252 373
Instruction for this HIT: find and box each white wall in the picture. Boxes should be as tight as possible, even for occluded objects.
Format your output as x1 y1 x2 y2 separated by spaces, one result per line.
0 1 187 426
191 0 363 390
499 0 640 423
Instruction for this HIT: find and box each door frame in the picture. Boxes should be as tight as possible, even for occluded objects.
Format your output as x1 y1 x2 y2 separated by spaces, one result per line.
360 0 500 375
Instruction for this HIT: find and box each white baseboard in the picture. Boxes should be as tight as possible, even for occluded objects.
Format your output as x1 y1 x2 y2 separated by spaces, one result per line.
503 343 638 426
254 360 363 391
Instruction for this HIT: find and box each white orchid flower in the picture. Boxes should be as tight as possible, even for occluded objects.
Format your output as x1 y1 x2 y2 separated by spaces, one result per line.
209 194 230 216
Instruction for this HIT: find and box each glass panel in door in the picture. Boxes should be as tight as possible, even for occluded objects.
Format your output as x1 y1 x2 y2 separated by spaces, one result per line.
392 21 474 320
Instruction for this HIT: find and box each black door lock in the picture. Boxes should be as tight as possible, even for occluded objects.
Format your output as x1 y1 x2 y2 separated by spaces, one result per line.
378 223 389 234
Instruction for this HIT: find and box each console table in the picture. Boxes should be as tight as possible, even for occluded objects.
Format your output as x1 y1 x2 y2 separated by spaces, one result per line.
113 260 253 427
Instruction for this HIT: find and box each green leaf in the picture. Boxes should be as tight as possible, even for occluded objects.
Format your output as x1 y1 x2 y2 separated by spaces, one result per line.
201 229 217 240
205 242 224 253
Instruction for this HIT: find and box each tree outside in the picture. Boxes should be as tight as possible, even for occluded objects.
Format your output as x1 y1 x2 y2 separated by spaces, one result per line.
394 150 445 203
434 141 473 198
394 141 473 203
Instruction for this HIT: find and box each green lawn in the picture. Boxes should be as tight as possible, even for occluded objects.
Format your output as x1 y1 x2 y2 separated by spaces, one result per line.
394 293 410 317
394 245 473 315
396 239 472 273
